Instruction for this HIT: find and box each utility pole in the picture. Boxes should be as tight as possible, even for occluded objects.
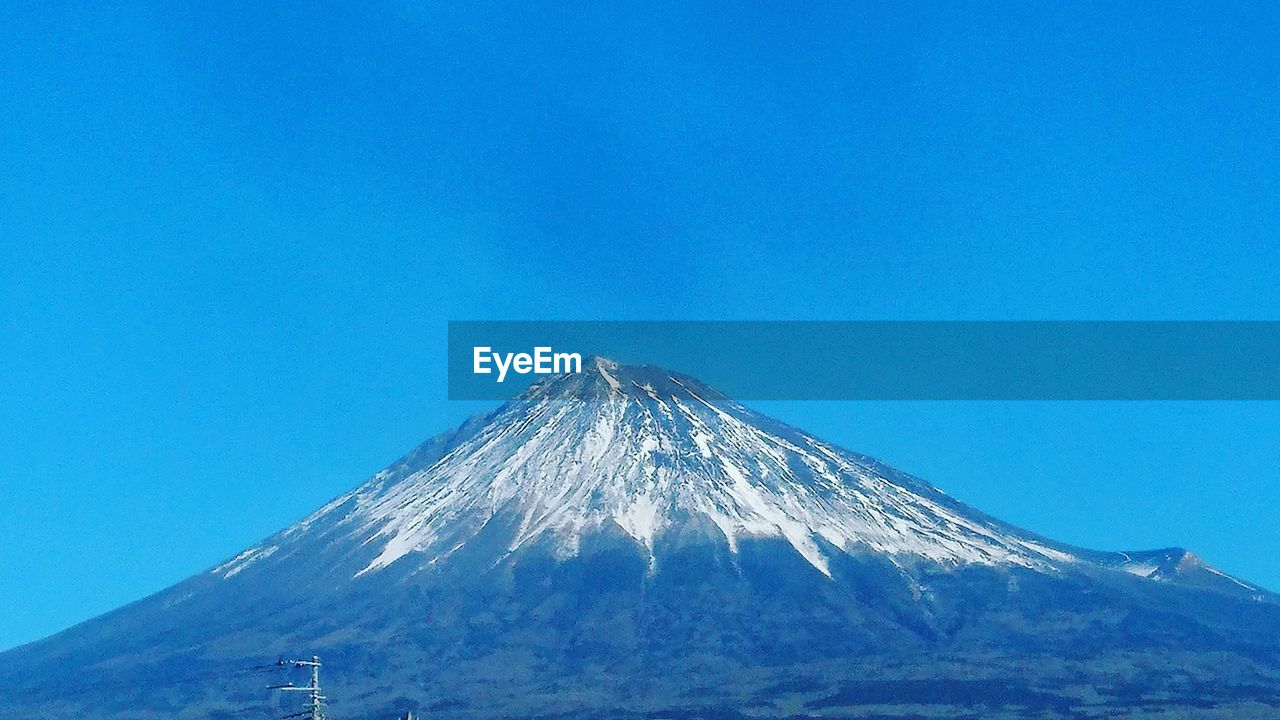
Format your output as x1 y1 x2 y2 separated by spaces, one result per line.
269 656 326 720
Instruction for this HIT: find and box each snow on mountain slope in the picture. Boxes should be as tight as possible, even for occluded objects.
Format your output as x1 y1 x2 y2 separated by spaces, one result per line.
214 358 1141 586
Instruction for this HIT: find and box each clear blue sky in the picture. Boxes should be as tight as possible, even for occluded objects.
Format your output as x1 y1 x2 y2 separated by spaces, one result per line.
2 2 1279 651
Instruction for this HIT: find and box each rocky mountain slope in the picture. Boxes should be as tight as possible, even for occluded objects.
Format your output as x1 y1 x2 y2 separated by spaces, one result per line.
1 360 1277 719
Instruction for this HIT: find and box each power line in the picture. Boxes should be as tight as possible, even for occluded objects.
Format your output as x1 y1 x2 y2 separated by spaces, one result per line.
269 656 326 720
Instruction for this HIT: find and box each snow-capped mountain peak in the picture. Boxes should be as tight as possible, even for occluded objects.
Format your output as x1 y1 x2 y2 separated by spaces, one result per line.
224 360 1088 581
8 362 1276 720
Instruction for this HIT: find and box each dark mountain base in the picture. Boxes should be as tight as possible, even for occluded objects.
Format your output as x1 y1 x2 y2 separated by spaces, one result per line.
7 647 1280 719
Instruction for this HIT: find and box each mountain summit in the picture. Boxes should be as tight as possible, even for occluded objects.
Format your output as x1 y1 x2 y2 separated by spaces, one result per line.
214 357 1254 591
2 361 1278 719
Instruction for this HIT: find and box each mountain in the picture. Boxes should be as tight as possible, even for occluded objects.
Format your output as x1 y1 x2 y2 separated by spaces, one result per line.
2 359 1278 719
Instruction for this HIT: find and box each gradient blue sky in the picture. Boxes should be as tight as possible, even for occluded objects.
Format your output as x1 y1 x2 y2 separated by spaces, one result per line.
2 1 1279 651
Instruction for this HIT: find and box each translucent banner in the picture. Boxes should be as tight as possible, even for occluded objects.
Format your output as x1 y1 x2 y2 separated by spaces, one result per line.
447 321 1280 401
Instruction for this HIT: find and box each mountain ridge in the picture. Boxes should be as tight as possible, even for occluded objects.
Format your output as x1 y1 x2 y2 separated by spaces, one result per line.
205 356 1265 599
1 359 1277 719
